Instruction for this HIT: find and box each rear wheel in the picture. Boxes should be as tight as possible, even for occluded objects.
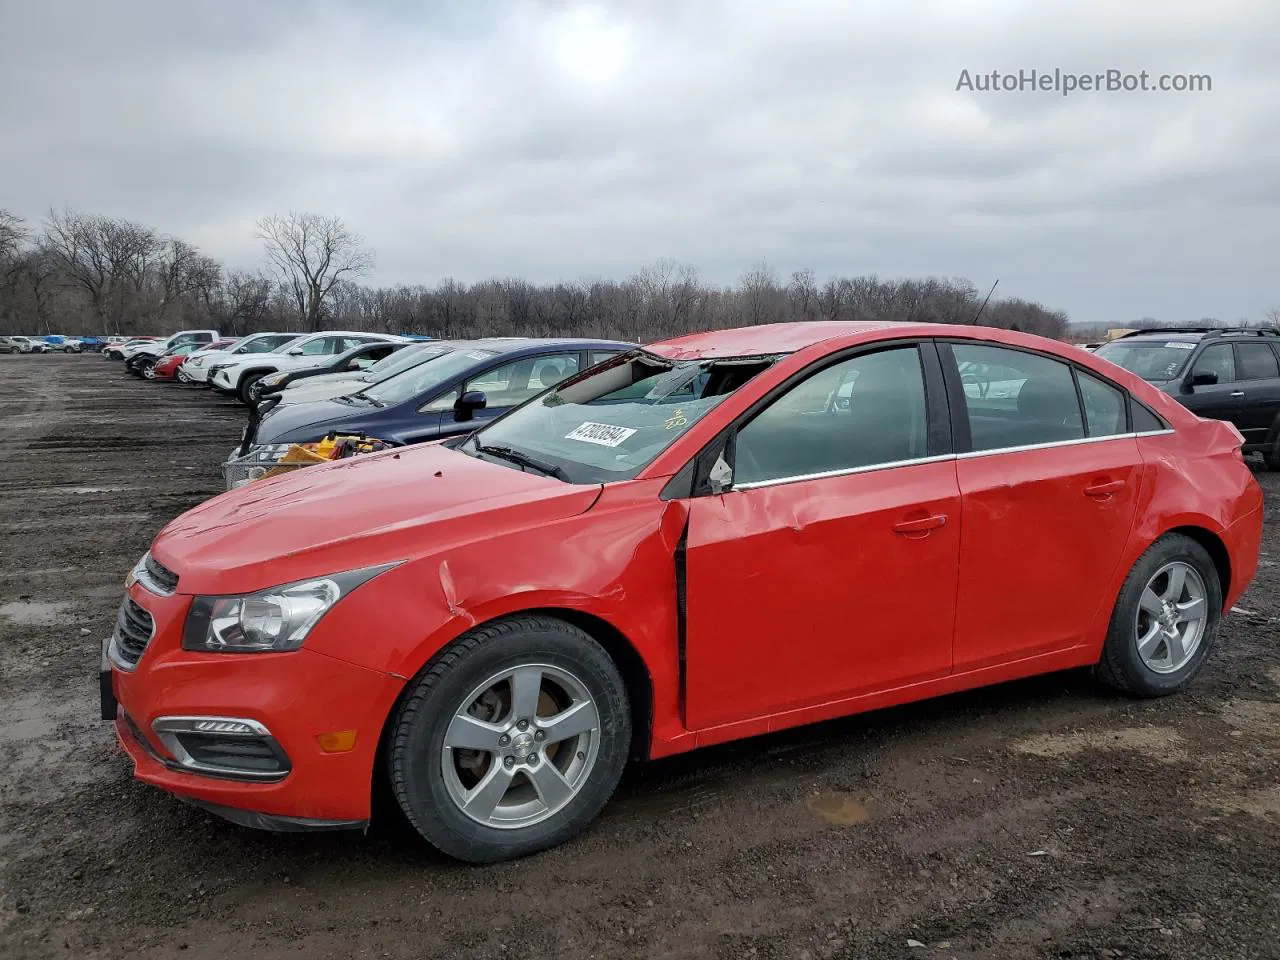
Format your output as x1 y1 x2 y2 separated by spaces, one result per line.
1096 533 1221 697
389 615 631 863
1263 430 1280 470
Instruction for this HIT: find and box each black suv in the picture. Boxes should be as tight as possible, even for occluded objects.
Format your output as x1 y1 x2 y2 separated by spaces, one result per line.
1094 327 1280 466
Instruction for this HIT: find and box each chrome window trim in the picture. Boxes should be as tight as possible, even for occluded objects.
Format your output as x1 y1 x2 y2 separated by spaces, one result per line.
731 454 955 491
955 428 1173 460
726 429 1174 491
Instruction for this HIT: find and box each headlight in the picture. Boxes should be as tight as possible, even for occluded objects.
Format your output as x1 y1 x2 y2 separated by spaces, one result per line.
182 565 397 653
261 373 286 386
189 357 205 367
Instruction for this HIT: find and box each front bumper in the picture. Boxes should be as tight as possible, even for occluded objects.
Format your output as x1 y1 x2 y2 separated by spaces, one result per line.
180 362 210 383
102 581 404 828
209 369 237 393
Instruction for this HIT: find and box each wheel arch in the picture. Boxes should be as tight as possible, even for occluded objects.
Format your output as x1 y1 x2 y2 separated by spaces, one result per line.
368 607 655 821
235 365 277 389
1166 523 1232 606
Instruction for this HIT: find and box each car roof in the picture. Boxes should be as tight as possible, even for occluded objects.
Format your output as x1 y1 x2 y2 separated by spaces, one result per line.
647 321 914 360
462 337 634 356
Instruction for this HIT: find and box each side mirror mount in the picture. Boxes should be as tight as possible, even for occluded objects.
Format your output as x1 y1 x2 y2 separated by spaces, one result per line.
287 347 304 356
707 452 734 495
454 389 488 422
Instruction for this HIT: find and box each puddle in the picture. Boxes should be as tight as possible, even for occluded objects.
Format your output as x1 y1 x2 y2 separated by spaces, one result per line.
808 792 871 825
1012 726 1185 762
0 600 73 626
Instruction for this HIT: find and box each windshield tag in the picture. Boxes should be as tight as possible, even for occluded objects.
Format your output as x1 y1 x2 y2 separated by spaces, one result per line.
465 351 491 360
565 422 637 447
1164 342 1194 349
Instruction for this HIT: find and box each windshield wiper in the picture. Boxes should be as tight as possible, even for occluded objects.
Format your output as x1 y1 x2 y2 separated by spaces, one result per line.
335 393 384 406
472 442 570 482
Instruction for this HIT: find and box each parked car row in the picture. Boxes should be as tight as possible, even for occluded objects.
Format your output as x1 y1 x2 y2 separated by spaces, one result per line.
100 319 1264 864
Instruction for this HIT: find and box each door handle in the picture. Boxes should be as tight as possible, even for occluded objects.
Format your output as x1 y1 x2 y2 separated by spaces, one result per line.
1230 390 1245 397
893 514 947 536
1084 479 1126 499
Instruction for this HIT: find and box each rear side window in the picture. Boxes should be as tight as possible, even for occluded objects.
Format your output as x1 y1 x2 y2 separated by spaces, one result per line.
1076 371 1127 437
1132 403 1166 433
952 344 1084 452
1236 342 1280 380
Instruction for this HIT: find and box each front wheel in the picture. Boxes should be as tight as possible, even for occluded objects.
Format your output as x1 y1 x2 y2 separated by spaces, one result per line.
1096 533 1222 697
237 371 267 404
140 359 157 379
389 615 631 863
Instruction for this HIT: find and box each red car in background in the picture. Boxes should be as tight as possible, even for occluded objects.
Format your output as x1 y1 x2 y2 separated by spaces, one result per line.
149 340 236 380
102 322 1263 862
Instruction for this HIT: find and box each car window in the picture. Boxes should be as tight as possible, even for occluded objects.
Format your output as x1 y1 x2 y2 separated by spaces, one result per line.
1076 370 1127 437
1191 344 1235 382
1236 342 1280 381
951 343 1084 452
296 337 331 356
1093 340 1196 381
366 349 499 407
468 353 582 407
734 346 928 485
590 350 622 366
464 350 779 482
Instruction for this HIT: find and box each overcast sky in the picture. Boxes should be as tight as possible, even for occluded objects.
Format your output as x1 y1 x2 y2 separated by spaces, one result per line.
1 0 1276 325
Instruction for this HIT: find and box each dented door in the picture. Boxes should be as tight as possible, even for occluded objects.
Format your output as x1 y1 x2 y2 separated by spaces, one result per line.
683 460 961 731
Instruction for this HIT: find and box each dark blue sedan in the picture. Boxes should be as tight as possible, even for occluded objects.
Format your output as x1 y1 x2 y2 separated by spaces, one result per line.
225 338 632 485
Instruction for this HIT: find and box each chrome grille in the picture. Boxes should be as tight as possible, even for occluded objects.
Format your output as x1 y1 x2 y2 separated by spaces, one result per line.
112 597 155 668
143 553 178 594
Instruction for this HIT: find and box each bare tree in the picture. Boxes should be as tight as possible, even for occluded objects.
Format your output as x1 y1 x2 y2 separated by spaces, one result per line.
256 212 375 331
42 208 161 333
1265 307 1280 330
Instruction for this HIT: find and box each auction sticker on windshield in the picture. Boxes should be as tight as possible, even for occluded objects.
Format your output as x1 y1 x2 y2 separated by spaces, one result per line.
1165 342 1195 349
565 422 637 447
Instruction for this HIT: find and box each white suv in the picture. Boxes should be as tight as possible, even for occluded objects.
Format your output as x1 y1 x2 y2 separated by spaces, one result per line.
179 332 303 384
207 331 405 403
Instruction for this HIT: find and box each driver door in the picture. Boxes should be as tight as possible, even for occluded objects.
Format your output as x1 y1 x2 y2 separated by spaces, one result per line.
682 343 960 731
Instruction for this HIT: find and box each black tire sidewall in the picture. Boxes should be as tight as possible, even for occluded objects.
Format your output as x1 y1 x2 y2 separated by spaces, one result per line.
391 617 631 863
237 371 266 404
1104 534 1223 696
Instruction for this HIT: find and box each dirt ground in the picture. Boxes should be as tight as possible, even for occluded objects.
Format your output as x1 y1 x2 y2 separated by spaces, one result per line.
1 354 1278 960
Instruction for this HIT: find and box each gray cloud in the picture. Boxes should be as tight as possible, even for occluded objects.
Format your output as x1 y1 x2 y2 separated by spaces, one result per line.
1 0 1277 325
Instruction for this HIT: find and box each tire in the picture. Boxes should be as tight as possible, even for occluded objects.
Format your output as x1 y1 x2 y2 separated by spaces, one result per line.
1096 533 1222 697
141 359 157 379
389 615 631 863
1263 431 1280 470
237 371 268 404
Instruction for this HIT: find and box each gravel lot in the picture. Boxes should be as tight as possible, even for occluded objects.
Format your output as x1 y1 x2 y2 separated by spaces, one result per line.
2 354 1279 960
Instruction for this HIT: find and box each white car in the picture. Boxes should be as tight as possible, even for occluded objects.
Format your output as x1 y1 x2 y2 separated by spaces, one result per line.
122 329 220 362
207 331 406 403
178 332 304 384
273 341 464 405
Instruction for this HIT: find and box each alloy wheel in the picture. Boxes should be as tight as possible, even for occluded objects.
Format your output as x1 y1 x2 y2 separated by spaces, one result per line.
1134 561 1208 674
440 663 600 829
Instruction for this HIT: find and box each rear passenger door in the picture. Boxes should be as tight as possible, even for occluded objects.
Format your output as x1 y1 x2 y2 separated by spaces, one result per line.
1230 340 1280 446
942 342 1143 670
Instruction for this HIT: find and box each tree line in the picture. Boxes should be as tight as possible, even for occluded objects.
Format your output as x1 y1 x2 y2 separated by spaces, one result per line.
0 207 1072 341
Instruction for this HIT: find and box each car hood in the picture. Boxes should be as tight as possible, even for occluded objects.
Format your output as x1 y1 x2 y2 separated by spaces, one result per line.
278 377 370 404
254 396 393 444
151 443 602 594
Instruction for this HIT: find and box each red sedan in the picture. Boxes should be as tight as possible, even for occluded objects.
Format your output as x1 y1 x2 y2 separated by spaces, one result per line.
149 340 236 380
102 322 1263 862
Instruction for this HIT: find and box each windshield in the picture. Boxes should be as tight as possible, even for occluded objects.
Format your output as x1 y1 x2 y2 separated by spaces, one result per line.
364 345 454 383
269 336 307 354
462 350 780 483
1094 340 1196 381
360 348 498 406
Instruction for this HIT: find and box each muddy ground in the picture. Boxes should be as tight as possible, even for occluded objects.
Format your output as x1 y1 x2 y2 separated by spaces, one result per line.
0 354 1278 960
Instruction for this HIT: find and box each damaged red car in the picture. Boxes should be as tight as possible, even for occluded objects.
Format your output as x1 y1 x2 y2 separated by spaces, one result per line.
102 322 1263 862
